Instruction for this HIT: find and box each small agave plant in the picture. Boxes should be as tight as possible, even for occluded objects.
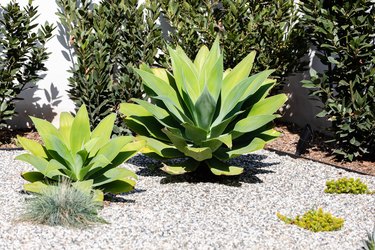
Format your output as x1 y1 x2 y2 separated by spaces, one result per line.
120 38 287 176
16 105 144 200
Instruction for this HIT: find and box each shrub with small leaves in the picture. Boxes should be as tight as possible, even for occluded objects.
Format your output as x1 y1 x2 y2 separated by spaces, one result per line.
19 180 107 228
159 0 308 90
277 208 344 232
0 0 54 128
300 0 375 161
325 177 373 194
56 0 164 134
361 226 375 250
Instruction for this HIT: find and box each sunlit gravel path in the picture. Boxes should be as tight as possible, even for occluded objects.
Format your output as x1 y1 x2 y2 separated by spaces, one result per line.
0 149 374 250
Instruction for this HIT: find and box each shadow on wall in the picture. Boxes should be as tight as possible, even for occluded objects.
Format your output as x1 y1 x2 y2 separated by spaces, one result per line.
281 51 331 133
7 83 62 129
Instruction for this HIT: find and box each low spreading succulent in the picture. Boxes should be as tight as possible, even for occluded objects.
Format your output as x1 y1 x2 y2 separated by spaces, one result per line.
325 177 373 194
16 105 144 200
277 208 344 232
19 180 107 228
120 38 287 176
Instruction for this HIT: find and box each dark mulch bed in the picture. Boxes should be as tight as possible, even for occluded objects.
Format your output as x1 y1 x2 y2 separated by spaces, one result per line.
1 124 374 176
265 122 375 176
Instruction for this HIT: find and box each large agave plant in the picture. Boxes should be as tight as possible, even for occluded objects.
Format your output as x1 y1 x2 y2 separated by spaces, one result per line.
120 38 287 176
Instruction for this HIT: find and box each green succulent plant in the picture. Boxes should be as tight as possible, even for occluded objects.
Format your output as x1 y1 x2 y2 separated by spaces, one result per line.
19 179 107 228
362 226 375 250
16 105 144 201
120 38 287 176
277 208 344 232
325 177 373 194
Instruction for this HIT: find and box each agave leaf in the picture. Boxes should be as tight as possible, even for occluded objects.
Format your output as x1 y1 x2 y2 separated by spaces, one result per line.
210 110 245 136
125 113 168 141
204 54 223 102
163 128 212 161
120 102 151 117
168 46 199 102
91 113 116 140
121 102 167 138
182 122 208 143
202 134 232 151
30 116 61 145
59 112 74 149
131 99 179 129
98 179 136 194
194 45 210 70
84 137 100 155
134 69 182 111
151 67 170 83
15 153 48 173
72 180 94 195
47 135 75 167
199 38 222 100
93 168 137 194
92 189 104 202
96 136 133 163
240 70 275 102
70 105 91 155
17 136 47 158
94 140 147 176
222 51 256 95
206 158 244 176
219 70 274 122
21 171 45 182
248 94 287 116
233 115 277 134
161 159 200 175
243 80 276 108
194 86 217 130
23 181 49 194
224 138 266 159
84 154 112 179
44 159 67 179
153 95 192 124
139 136 184 159
184 147 212 162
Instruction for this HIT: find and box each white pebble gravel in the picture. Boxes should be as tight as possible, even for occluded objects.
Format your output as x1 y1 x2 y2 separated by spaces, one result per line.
0 149 374 250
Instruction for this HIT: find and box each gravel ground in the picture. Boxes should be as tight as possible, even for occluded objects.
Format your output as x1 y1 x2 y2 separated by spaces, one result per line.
0 149 374 250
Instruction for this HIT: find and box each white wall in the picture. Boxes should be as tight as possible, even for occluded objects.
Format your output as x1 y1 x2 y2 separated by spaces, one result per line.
5 0 75 128
3 0 330 132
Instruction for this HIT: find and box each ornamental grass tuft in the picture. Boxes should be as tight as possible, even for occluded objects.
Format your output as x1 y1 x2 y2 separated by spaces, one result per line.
19 180 107 228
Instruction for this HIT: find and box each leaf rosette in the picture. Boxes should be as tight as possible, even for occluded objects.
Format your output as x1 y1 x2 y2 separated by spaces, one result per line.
120 38 287 176
16 105 144 201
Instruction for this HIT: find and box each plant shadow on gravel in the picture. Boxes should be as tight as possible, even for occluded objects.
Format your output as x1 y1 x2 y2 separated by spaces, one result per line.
129 154 278 187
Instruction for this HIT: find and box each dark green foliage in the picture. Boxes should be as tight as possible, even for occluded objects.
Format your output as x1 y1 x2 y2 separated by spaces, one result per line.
0 1 54 128
300 0 375 161
56 0 164 134
19 180 107 228
325 177 372 194
277 208 344 232
159 0 308 88
361 226 375 250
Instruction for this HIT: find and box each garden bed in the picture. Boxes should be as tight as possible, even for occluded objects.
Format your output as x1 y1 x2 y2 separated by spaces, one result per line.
0 149 373 249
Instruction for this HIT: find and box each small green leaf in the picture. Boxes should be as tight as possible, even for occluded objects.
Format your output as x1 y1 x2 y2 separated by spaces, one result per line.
206 158 244 176
161 159 200 175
